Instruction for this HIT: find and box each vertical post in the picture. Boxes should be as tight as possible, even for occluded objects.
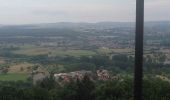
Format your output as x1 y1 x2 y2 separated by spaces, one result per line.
134 0 144 100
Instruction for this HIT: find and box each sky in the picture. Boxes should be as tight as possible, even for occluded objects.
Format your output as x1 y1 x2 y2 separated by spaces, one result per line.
0 0 169 24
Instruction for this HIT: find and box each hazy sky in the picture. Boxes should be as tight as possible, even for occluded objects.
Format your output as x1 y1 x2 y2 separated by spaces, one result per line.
0 0 169 24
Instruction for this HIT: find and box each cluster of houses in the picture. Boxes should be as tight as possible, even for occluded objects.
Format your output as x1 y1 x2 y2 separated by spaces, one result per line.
54 70 94 84
54 69 122 84
31 69 122 85
97 69 110 81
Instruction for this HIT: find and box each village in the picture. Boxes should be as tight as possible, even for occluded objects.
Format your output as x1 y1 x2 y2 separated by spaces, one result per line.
32 69 122 85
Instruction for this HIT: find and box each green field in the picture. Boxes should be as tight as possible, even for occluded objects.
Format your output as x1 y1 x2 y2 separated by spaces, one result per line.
51 49 96 56
97 48 134 54
13 47 96 57
0 73 28 81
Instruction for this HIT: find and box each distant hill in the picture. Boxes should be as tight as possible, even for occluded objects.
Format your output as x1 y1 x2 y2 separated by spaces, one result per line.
0 21 169 30
0 22 135 29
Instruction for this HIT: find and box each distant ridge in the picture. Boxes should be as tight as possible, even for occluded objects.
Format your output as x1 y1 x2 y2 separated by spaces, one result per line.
0 21 170 29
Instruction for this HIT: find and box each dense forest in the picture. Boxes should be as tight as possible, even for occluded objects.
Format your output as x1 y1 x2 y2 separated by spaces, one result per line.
0 75 170 100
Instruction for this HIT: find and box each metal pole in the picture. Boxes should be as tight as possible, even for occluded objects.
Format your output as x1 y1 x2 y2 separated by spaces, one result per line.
134 0 144 100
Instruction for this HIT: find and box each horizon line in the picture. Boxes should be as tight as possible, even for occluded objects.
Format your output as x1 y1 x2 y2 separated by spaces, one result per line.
1 20 170 26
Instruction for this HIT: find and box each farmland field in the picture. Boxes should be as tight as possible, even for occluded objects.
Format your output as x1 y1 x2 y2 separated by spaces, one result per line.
0 73 28 81
8 63 34 73
97 48 134 54
13 47 96 57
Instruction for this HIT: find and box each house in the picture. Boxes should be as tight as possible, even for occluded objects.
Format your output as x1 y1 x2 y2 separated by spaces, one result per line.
97 69 110 81
54 70 93 84
54 69 122 84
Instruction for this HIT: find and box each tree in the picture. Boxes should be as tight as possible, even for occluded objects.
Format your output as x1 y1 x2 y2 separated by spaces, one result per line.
75 75 95 100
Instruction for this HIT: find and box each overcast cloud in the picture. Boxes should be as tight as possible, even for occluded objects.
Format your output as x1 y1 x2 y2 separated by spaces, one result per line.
0 0 169 24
